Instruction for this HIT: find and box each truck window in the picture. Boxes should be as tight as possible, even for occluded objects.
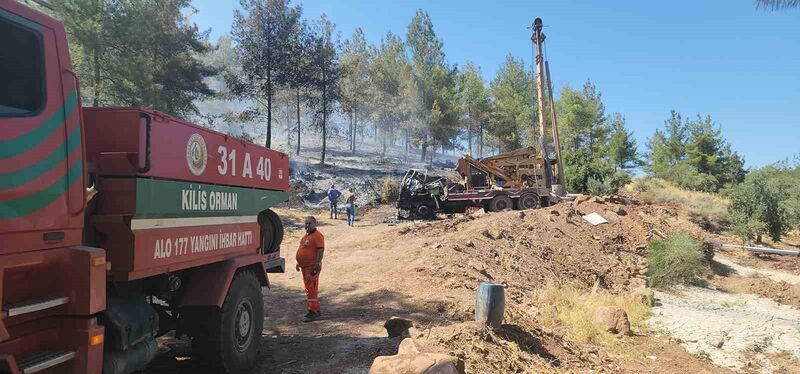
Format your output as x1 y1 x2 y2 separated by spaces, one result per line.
0 16 45 116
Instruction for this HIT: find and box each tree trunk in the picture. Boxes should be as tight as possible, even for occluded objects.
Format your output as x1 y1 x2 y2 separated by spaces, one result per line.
467 122 472 156
404 129 409 161
479 122 484 157
382 127 387 156
348 111 354 153
92 47 100 107
352 109 357 153
296 88 301 156
286 103 292 148
321 59 327 165
266 62 273 148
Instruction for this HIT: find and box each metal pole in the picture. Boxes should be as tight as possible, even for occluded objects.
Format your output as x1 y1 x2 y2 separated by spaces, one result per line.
532 18 552 188
545 61 565 187
720 243 800 256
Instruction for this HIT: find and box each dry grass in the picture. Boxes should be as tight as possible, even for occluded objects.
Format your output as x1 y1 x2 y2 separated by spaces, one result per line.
536 283 651 347
379 177 400 203
624 178 731 232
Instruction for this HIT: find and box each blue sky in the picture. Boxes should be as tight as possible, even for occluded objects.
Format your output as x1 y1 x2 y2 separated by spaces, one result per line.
191 0 799 168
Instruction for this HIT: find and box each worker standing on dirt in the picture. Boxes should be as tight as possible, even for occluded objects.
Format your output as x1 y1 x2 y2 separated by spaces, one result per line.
345 189 357 226
296 216 325 322
328 185 342 219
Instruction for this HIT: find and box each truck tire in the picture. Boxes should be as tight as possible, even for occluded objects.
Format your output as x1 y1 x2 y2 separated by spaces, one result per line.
488 195 512 212
516 194 540 210
190 270 264 373
259 209 284 254
415 204 434 219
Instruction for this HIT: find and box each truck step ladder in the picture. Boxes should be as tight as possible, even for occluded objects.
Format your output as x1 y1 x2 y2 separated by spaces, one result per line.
17 351 75 374
2 297 69 318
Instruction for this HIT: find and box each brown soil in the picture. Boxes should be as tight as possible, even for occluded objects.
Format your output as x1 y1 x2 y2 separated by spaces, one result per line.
147 197 733 373
713 275 800 309
717 248 800 277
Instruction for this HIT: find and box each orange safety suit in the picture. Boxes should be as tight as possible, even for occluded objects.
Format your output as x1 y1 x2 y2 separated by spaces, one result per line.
296 229 325 313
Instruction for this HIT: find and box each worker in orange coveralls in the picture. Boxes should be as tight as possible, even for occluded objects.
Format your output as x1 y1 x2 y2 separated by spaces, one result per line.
296 216 325 322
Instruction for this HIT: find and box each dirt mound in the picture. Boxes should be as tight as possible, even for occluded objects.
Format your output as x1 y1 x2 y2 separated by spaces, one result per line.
402 195 705 295
391 195 713 372
715 276 800 309
420 319 619 373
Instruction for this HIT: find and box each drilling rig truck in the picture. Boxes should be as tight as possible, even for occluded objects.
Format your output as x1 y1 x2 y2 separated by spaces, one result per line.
0 1 289 373
396 17 566 219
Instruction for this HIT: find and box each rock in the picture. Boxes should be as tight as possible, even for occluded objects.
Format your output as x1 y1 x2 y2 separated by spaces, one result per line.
616 207 627 216
465 240 475 248
574 195 592 205
594 306 632 336
399 227 412 234
384 317 414 338
480 230 494 240
434 243 442 249
518 211 526 219
708 333 726 349
628 288 655 306
369 338 465 374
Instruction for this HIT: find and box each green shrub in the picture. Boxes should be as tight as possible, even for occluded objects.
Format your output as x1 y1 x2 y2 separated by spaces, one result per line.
587 176 616 196
646 233 705 288
728 167 792 242
379 177 400 203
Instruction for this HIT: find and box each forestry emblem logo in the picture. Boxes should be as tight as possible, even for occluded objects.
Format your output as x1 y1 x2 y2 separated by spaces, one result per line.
186 133 208 176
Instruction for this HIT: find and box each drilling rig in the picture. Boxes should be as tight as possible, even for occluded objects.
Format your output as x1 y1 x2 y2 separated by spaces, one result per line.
396 17 567 219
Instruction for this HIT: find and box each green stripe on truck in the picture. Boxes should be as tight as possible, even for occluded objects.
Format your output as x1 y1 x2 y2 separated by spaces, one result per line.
134 178 289 218
0 123 82 189
0 90 78 159
0 159 82 219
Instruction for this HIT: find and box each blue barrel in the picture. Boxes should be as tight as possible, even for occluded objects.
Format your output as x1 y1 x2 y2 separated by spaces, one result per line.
475 283 505 328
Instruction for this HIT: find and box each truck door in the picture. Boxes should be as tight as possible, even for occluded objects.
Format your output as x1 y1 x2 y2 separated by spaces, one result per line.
0 7 84 254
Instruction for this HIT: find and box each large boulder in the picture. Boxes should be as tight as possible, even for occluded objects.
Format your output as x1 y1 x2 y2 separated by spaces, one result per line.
594 306 632 336
369 338 465 374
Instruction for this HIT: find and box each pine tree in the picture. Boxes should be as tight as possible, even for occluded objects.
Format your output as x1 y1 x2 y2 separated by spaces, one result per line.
306 14 340 165
406 9 458 162
370 32 411 156
646 110 687 179
48 0 215 117
232 0 302 147
457 62 489 156
340 28 372 154
647 111 745 192
607 114 639 171
488 54 534 152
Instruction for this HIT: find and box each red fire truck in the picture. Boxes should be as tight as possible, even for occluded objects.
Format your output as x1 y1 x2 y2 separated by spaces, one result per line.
1 1 288 373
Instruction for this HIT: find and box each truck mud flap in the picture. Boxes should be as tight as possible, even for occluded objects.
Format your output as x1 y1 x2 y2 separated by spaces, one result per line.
265 257 285 273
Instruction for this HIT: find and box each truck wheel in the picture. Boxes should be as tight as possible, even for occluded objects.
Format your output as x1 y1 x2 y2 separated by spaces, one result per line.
190 270 264 373
259 209 284 254
416 204 433 219
489 195 512 212
517 194 540 210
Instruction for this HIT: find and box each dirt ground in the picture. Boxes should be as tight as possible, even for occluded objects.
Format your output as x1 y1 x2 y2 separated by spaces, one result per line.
147 199 745 373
